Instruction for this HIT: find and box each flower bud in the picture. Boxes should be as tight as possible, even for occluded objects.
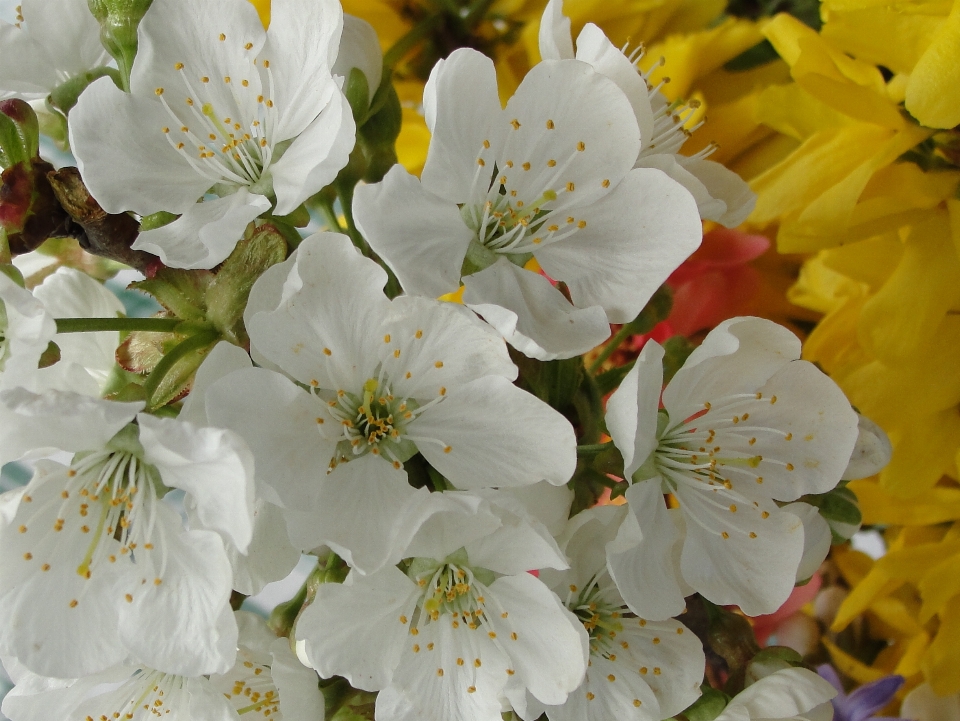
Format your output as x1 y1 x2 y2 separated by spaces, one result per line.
841 413 892 480
88 0 154 83
0 100 39 169
334 16 383 119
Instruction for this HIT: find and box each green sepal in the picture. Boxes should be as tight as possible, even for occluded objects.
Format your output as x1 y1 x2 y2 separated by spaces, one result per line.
344 67 371 123
680 684 731 721
131 268 213 322
37 341 61 369
0 263 25 287
662 335 697 384
595 361 635 396
205 223 287 343
139 210 178 232
143 328 219 410
799 484 862 528
48 67 120 114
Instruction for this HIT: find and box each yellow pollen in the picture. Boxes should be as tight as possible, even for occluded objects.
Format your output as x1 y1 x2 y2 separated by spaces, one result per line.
633 700 642 707
474 659 481 667
241 79 249 86
219 33 226 41
435 361 444 368
266 99 274 107
400 615 407 624
546 119 555 129
607 674 615 682
761 511 770 519
23 552 31 560
577 141 585 151
750 532 757 538
640 667 648 675
566 182 575 192
467 686 476 693
245 42 253 49
586 692 595 700
443 446 452 453
18 525 27 533
457 658 464 666
677 627 684 634
771 395 778 404
186 98 194 106
522 162 531 171
654 668 661 675
547 159 556 167
174 62 184 70
393 349 401 358
263 60 270 68
477 158 485 166
41 563 50 571
488 632 496 639
506 669 515 676
511 119 521 129
125 594 133 603
602 179 610 187
721 531 730 539
155 87 164 95
511 632 518 640
786 463 795 471
201 76 209 83
413 644 420 652
577 220 586 229
323 348 332 356
69 599 78 608
756 477 764 484
729 505 737 512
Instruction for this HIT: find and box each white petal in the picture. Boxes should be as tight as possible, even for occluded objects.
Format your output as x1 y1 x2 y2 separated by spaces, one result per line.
538 0 575 61
721 668 836 719
607 480 687 621
711 360 859 501
354 165 474 298
902 684 960 721
243 251 299 371
382 295 517 401
227 499 299 596
376 619 509 721
312 454 425 573
298 566 419 690
535 168 702 323
421 48 501 204
271 88 355 214
262 0 343 140
246 232 388 390
636 154 725 224
32 269 124 391
572 654 660 721
0 388 141 465
464 259 610 361
782 502 831 583
493 59 639 211
462 491 569 574
69 77 210 215
0 24 58 97
486 573 588 705
0 272 55 391
271 636 326 719
494 482 574 537
204 367 335 509
334 15 383 99
137 414 256 552
131 190 271 270
541 504 628 597
678 157 756 228
179 341 252 426
410 375 576 489
675 483 804 616
662 317 801 423
19 0 109 76
402 492 502 563
575 24 655 144
606 340 664 478
118 502 237 676
842 414 892 480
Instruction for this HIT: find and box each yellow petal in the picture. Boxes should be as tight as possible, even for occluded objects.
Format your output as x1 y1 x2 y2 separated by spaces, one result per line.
919 552 960 620
894 630 931 678
341 0 412 50
906 0 960 128
923 594 960 695
396 107 431 176
859 209 960 362
821 230 902 291
850 479 960 525
824 638 888 683
755 83 852 141
879 408 960 497
821 6 941 75
949 199 960 260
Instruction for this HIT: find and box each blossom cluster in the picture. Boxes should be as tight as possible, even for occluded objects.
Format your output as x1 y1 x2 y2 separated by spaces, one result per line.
0 0 902 719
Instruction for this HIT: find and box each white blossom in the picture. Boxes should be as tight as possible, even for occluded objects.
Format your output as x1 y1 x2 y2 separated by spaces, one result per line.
539 0 756 227
70 0 355 269
353 48 701 360
714 668 837 721
297 491 588 721
0 391 254 678
200 231 577 573
605 317 859 618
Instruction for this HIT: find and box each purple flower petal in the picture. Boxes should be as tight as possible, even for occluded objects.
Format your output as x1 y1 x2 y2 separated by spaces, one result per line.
844 675 905 721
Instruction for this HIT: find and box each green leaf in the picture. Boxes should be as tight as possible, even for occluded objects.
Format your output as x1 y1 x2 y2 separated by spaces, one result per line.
800 485 862 527
662 335 697 384
595 360 635 396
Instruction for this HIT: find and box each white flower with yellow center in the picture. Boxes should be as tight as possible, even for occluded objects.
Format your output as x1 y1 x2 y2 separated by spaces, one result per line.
353 48 701 360
0 0 109 100
511 505 704 721
604 317 859 619
539 0 756 228
0 391 255 679
200 231 577 574
70 0 355 269
297 492 588 721
0 613 323 721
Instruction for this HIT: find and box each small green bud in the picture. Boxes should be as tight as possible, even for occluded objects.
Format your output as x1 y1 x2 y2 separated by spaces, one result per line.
682 684 731 721
0 100 39 168
88 0 155 87
343 67 371 123
139 210 178 232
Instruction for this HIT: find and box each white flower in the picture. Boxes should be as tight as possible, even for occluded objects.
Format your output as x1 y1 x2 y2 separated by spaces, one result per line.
333 15 383 108
70 0 356 269
0 0 109 100
353 48 701 360
539 0 756 227
841 414 892 480
605 317 859 619
181 341 300 596
513 505 704 721
0 612 323 721
297 491 588 721
0 391 255 678
0 272 55 391
714 668 837 721
200 231 577 573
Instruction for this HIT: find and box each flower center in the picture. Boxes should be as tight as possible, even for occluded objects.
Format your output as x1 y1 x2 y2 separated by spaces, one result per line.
222 649 283 718
323 377 420 470
153 51 278 190
565 576 625 656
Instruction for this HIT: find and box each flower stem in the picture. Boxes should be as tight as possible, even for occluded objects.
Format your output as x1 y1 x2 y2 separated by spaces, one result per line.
587 324 632 374
55 317 185 334
382 13 442 70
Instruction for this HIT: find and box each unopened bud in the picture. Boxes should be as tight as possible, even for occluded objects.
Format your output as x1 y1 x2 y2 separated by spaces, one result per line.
88 0 154 83
842 414 892 480
0 100 39 168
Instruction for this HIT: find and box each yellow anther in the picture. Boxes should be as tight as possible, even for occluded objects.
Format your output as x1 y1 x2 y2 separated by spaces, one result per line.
546 119 555 129
577 141 585 151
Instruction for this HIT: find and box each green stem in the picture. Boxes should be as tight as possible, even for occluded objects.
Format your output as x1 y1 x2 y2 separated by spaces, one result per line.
382 13 442 70
462 0 496 26
335 182 369 256
0 228 12 267
588 324 634 374
55 317 185 334
316 198 343 233
576 442 613 456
